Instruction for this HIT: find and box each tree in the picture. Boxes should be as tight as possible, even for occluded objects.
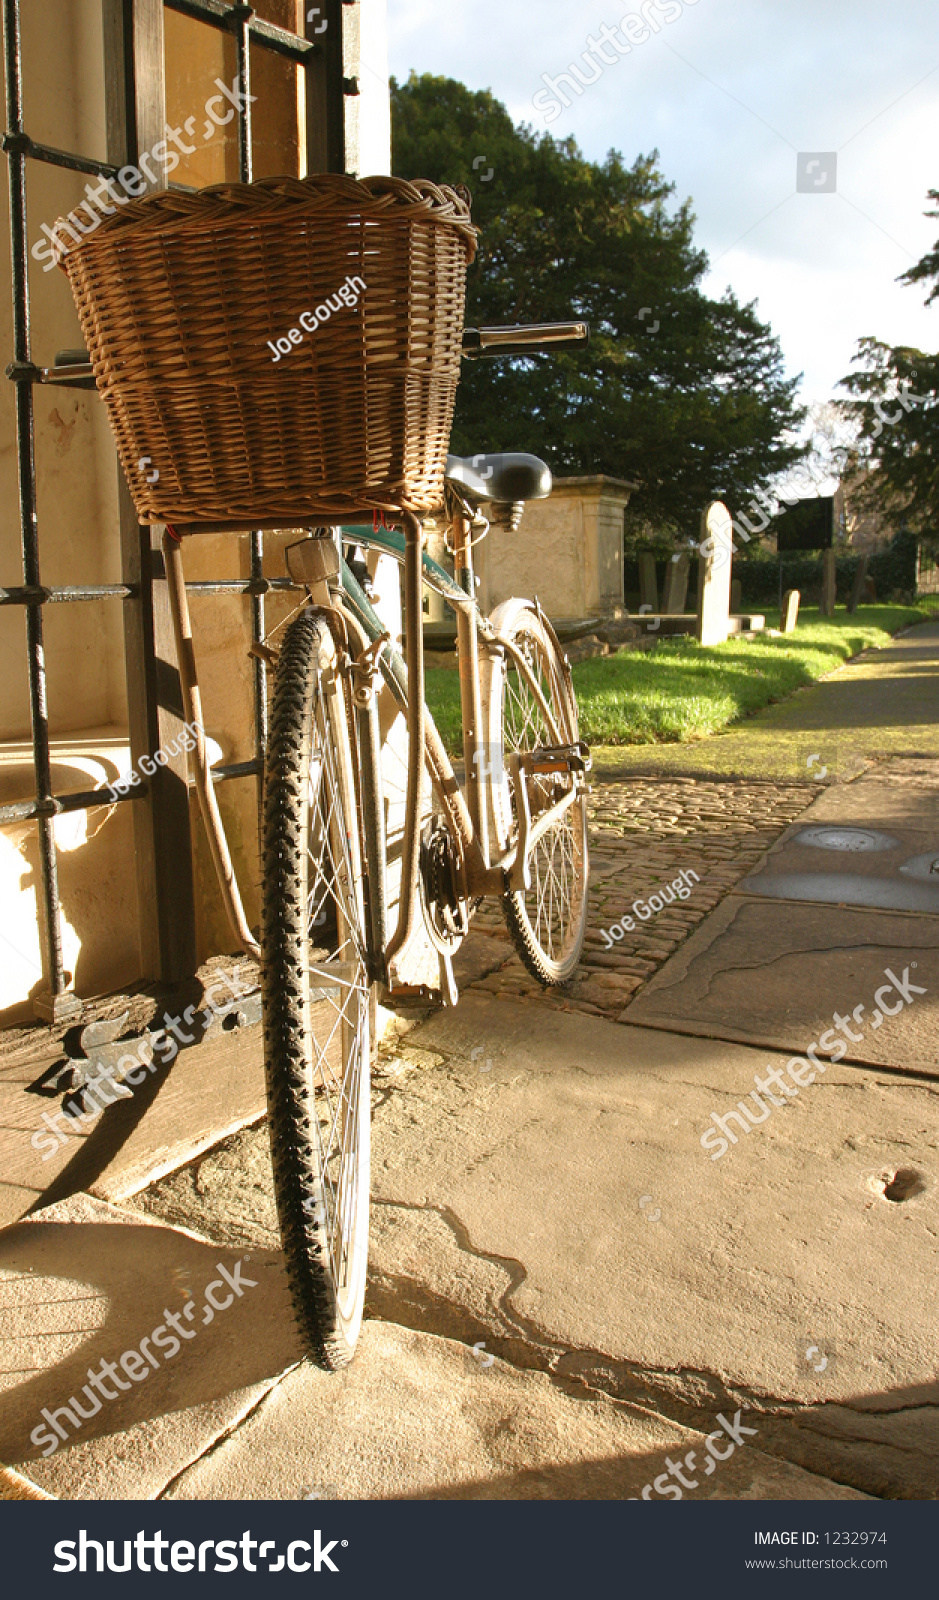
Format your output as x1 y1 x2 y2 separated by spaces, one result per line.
837 190 939 543
392 73 806 540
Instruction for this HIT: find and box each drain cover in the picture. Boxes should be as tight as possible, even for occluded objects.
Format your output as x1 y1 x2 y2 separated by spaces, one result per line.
898 851 939 881
795 826 898 853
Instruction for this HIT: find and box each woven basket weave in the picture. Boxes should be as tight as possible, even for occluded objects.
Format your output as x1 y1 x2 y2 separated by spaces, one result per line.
56 174 477 527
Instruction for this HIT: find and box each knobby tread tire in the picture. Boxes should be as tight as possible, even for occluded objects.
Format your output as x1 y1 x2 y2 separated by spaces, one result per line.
502 873 587 987
261 607 368 1371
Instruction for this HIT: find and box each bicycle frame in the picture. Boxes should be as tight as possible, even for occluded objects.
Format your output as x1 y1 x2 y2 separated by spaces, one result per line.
335 510 579 993
160 504 579 1001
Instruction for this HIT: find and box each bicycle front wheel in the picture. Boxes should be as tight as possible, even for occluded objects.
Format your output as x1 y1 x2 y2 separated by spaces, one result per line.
482 599 589 985
261 608 371 1369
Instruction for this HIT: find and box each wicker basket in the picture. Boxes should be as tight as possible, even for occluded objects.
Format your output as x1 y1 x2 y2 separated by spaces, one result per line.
55 174 477 528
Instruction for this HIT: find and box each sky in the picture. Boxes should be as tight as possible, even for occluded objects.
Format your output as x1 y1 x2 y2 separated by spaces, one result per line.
386 0 939 414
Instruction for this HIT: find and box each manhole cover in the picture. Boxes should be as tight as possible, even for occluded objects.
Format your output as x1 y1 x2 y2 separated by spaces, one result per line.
898 851 939 882
795 826 898 853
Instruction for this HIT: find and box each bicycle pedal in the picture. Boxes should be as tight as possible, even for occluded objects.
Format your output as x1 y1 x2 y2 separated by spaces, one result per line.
520 740 592 775
378 983 443 1011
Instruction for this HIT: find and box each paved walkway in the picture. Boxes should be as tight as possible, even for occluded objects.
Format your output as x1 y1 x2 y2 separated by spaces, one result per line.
2 620 937 1502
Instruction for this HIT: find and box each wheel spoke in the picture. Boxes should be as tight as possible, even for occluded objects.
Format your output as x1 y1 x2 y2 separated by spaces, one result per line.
494 616 587 980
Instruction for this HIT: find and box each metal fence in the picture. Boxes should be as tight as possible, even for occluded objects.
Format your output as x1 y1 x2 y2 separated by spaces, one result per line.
1 0 351 1020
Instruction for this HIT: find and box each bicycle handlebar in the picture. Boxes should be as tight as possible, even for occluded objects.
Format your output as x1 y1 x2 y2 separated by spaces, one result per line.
38 320 590 389
461 321 589 359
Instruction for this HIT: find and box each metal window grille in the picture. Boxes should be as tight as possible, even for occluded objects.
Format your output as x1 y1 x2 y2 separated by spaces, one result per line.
2 0 353 1021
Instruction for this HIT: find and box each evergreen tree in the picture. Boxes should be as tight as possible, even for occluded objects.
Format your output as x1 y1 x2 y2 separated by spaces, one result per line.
839 190 939 543
392 73 805 539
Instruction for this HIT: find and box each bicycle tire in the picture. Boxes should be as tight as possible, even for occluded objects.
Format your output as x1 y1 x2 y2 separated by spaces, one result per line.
261 607 371 1369
481 599 589 984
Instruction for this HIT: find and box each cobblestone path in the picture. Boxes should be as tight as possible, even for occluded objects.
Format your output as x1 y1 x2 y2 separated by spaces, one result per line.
469 777 816 1021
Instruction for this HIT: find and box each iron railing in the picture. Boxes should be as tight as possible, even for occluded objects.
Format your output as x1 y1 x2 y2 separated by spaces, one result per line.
1 0 352 1019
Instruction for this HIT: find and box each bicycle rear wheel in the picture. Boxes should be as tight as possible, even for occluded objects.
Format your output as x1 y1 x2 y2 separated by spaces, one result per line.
261 608 371 1369
482 599 589 984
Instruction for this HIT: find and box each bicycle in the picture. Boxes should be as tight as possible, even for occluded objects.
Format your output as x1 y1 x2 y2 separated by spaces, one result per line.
53 305 591 1370
248 319 593 1367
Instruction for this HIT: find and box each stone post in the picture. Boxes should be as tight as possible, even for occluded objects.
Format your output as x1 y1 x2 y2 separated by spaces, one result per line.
638 552 659 613
781 589 800 633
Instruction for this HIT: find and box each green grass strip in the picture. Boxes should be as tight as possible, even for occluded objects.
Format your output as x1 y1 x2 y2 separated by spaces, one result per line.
424 604 937 754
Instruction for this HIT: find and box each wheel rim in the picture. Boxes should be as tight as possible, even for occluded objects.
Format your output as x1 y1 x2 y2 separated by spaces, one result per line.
501 628 587 970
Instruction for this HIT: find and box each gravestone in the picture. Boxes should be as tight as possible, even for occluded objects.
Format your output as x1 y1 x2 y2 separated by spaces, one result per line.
730 577 742 613
663 551 690 613
638 552 659 612
696 502 733 646
847 553 870 615
781 588 800 633
820 547 837 617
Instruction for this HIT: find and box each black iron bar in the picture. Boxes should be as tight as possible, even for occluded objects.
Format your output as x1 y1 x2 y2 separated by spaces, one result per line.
37 365 97 389
0 579 303 605
210 758 263 783
230 5 268 832
164 0 318 61
0 754 263 827
249 530 267 833
0 131 121 179
0 584 138 605
0 784 147 825
180 576 301 594
234 3 252 185
2 0 69 1012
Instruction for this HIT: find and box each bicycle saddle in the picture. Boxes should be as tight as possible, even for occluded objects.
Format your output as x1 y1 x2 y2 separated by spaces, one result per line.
444 452 552 504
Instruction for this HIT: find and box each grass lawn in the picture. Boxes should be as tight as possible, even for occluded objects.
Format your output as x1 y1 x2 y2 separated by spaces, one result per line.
423 604 937 754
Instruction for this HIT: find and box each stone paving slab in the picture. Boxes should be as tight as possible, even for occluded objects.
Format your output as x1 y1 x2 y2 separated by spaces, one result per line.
372 999 938 1499
0 957 267 1230
134 994 939 1499
0 1192 303 1499
739 765 939 914
163 1320 868 1503
0 1189 869 1504
619 894 939 1075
